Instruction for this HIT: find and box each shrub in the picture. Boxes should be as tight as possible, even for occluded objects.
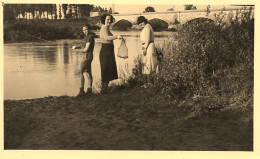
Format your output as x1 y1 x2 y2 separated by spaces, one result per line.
127 55 145 87
152 7 254 112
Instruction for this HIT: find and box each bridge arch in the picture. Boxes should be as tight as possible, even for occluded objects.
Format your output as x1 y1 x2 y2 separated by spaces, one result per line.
112 19 133 31
148 18 169 31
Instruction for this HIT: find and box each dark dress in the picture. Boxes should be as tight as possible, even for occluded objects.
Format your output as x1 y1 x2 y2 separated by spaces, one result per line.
99 26 118 81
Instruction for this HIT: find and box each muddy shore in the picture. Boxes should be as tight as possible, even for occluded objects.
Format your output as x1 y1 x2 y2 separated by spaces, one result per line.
4 87 253 150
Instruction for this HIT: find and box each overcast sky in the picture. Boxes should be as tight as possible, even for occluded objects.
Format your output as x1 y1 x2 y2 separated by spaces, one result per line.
96 4 239 14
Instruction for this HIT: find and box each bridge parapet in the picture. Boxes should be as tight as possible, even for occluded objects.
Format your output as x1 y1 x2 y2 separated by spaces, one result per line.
112 7 254 25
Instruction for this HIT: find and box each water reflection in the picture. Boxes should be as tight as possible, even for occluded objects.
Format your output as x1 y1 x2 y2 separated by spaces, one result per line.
32 44 58 69
4 31 175 100
63 42 70 64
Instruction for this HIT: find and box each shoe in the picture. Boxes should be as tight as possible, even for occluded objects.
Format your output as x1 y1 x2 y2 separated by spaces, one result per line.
141 84 147 88
85 88 92 95
76 88 85 97
101 82 109 94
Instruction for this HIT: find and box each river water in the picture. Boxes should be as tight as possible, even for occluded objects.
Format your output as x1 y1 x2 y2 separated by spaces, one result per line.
4 31 175 100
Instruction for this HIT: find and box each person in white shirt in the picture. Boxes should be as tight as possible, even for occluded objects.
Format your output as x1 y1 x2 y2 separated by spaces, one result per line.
137 16 158 87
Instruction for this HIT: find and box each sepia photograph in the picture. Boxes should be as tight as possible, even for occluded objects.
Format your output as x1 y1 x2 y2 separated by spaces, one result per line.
1 0 258 158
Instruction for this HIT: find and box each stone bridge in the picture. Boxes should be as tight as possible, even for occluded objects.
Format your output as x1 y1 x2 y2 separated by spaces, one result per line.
112 7 254 26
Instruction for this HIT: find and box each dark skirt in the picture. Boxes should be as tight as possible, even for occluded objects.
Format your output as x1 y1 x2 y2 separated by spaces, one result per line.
99 43 118 81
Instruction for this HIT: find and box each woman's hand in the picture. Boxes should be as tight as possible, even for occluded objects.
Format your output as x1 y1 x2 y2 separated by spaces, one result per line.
117 35 123 40
143 49 147 56
72 46 81 49
142 47 147 55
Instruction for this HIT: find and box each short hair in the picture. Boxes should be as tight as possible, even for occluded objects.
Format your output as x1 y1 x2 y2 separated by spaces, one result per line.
83 23 91 29
137 16 148 25
100 14 115 24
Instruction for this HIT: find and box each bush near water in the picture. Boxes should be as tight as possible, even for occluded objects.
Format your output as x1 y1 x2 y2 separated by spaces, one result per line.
129 7 254 115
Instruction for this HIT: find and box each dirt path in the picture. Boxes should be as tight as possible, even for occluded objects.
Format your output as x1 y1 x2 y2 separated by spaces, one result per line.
4 87 253 150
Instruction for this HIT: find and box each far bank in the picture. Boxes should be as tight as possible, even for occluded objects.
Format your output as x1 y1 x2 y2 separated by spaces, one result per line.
4 16 175 43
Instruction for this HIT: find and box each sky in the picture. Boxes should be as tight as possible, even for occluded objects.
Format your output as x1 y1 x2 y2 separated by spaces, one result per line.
97 4 183 14
96 4 241 14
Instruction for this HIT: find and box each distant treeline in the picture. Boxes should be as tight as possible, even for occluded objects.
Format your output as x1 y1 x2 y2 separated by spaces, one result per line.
3 4 95 21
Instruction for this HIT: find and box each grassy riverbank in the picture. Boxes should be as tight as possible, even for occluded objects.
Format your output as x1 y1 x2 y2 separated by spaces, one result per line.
4 86 253 150
3 17 101 43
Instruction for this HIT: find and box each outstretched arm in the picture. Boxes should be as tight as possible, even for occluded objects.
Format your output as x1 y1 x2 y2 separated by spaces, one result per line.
100 26 122 41
79 42 91 53
72 42 90 53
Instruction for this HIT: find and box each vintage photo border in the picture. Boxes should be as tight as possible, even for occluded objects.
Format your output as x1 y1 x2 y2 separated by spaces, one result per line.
0 0 259 158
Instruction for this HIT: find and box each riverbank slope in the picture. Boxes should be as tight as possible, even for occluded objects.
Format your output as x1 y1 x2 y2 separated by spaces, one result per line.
4 86 253 150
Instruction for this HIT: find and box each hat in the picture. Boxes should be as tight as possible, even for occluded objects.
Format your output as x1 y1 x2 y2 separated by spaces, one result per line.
137 16 147 24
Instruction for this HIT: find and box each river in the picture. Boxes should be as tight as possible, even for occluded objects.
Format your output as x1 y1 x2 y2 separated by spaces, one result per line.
4 31 176 100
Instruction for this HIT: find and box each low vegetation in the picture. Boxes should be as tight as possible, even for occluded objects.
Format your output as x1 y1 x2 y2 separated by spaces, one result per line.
128 7 254 115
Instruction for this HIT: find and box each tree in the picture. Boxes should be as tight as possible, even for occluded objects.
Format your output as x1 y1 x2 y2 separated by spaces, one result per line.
109 7 113 14
192 6 197 10
50 4 55 19
78 4 93 17
37 4 44 19
144 6 155 12
3 4 16 21
34 4 40 19
54 5 57 19
184 4 193 10
24 4 31 19
62 4 68 18
66 4 72 18
73 5 78 18
30 4 37 19
19 4 26 18
92 5 105 12
184 4 197 10
206 5 211 17
59 4 62 19
46 4 54 19
86 4 94 16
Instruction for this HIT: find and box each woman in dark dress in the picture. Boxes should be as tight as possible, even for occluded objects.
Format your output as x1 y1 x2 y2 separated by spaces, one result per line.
99 14 122 93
